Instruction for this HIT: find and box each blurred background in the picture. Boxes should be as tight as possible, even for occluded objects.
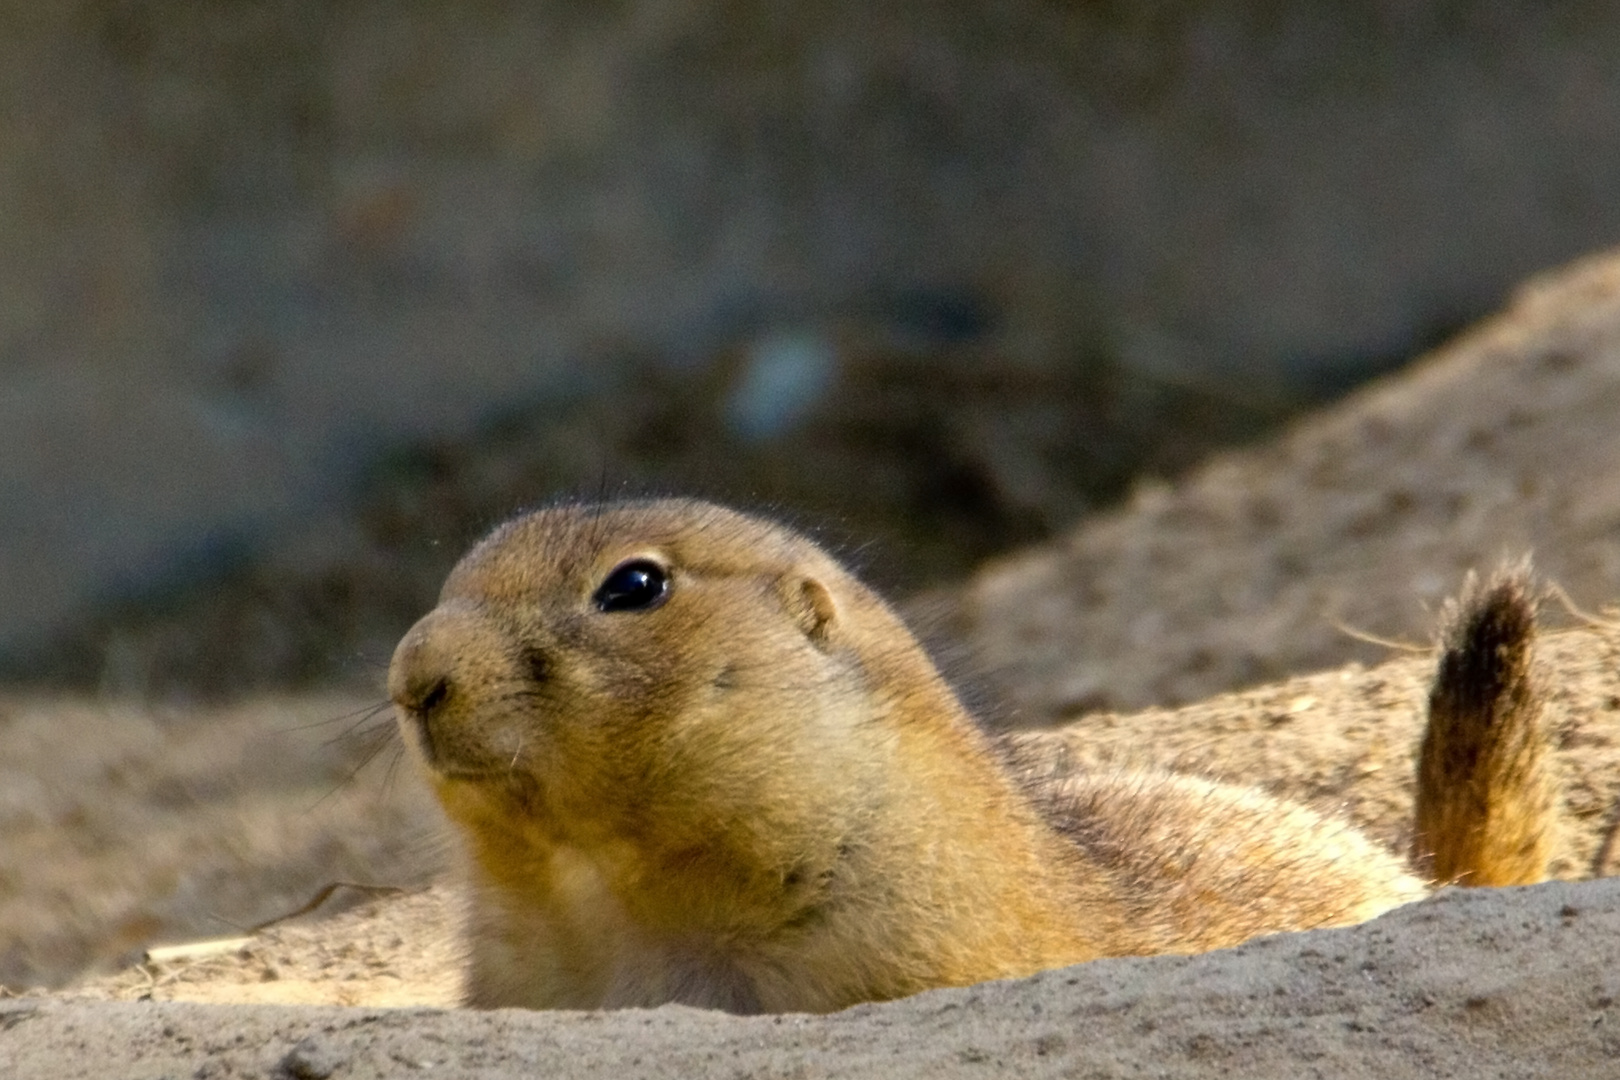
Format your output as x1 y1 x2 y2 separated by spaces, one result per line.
7 0 1620 699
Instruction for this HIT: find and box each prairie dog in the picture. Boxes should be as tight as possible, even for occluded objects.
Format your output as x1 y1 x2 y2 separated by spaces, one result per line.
388 499 1555 1013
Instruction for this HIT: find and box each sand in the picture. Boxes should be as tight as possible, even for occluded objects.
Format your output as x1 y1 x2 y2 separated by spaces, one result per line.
9 879 1620 1078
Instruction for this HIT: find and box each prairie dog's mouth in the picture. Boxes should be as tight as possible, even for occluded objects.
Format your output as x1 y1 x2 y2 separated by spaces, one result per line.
416 746 529 785
397 708 543 786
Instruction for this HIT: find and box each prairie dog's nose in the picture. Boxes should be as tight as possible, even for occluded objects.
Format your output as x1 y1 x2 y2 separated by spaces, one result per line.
388 602 537 774
389 616 452 718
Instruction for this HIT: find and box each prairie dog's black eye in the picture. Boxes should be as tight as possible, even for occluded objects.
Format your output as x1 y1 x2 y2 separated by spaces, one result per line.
594 559 670 613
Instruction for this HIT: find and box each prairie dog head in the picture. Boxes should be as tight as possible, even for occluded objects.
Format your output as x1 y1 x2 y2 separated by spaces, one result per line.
387 499 936 908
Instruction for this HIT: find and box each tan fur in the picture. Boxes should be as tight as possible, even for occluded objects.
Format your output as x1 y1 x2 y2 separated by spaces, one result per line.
388 499 1556 1013
1413 562 1557 886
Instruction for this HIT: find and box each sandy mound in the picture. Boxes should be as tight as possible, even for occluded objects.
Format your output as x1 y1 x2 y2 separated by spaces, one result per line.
950 252 1620 718
15 878 1620 1078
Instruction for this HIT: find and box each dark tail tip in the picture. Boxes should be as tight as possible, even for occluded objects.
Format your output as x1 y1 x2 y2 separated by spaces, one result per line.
1414 559 1556 886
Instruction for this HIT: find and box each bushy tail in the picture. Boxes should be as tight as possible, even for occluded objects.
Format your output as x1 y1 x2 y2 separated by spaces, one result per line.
1412 562 1558 886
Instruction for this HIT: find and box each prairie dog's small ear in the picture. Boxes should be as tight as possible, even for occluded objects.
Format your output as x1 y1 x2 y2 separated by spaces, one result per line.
778 574 838 647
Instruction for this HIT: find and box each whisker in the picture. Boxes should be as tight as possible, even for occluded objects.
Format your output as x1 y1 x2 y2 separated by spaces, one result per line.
305 718 399 813
320 701 396 753
284 699 394 733
380 741 408 799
